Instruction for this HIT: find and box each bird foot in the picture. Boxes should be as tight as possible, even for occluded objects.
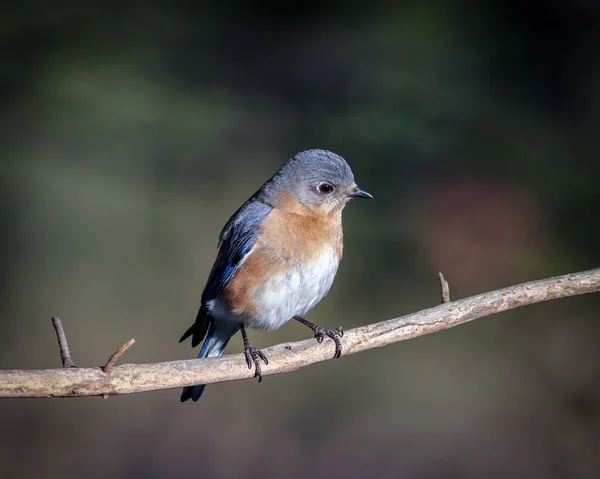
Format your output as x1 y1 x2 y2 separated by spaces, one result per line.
293 316 345 359
313 325 344 359
243 342 269 382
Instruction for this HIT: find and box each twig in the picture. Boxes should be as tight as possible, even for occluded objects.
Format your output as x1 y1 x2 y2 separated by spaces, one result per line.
1 267 599 398
51 317 75 368
439 272 450 303
102 339 136 373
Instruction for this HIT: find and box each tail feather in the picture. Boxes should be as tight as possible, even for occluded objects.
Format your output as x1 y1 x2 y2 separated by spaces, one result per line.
180 322 238 402
179 304 211 347
180 384 206 402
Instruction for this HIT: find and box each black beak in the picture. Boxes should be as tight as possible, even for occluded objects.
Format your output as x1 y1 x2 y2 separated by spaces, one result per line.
347 185 373 199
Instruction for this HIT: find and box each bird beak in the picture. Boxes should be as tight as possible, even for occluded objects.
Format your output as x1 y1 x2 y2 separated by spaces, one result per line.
347 185 373 199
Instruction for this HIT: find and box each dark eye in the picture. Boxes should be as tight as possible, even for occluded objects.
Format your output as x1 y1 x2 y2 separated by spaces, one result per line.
317 182 334 195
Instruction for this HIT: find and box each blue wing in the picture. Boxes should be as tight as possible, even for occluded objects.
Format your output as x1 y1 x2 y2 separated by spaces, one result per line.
202 198 272 302
179 198 272 347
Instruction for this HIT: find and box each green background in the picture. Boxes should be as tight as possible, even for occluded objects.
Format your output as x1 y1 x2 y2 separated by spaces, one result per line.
1 2 599 478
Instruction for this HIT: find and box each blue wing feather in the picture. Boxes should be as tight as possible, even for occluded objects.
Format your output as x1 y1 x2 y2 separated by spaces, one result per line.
179 198 272 347
202 199 272 302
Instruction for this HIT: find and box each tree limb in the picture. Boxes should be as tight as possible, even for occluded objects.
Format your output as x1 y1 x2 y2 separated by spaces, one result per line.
1 268 599 399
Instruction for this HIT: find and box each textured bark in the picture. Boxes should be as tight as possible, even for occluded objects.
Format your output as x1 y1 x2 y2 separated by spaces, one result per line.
1 268 599 398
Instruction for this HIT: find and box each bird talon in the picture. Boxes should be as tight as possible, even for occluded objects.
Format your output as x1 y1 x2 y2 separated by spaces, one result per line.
312 327 344 359
243 342 268 382
244 350 253 369
294 317 345 360
257 350 269 364
254 363 262 381
333 341 342 359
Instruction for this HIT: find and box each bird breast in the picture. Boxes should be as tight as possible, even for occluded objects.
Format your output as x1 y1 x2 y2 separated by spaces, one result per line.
247 245 341 330
218 206 344 330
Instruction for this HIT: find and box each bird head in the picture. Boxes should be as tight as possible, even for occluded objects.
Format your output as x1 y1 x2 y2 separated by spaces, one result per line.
264 149 372 216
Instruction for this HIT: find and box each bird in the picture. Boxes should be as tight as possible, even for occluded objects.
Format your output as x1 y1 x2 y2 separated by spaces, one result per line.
179 149 372 401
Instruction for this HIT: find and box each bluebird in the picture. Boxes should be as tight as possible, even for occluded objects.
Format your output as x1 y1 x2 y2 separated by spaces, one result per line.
179 149 372 401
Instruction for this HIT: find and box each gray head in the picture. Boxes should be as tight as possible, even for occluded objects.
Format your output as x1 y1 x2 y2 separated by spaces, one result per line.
260 149 372 213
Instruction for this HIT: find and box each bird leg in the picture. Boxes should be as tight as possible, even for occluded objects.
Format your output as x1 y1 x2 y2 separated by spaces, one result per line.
293 316 344 359
240 325 269 382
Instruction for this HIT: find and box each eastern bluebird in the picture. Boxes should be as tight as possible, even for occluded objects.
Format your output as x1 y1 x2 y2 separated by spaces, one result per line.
179 149 372 401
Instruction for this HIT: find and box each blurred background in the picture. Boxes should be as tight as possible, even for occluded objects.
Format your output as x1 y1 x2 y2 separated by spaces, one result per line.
1 1 600 478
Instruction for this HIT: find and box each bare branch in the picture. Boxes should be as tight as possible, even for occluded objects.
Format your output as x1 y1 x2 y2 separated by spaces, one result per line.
51 317 75 368
1 268 599 399
102 339 136 373
439 272 450 303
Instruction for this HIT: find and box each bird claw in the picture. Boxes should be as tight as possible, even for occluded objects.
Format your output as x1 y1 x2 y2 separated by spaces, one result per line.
314 326 344 359
244 344 269 382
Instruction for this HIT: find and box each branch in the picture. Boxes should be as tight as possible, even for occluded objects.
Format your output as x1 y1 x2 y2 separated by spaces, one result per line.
102 339 136 373
1 268 599 399
438 272 450 303
51 317 75 368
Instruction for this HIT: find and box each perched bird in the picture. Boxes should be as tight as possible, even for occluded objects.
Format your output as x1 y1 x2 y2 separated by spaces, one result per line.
179 149 372 401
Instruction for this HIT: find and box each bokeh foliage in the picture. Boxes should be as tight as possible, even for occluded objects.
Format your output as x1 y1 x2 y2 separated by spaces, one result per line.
1 1 599 478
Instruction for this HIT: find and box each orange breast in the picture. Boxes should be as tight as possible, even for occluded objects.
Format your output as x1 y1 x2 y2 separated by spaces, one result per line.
221 203 343 318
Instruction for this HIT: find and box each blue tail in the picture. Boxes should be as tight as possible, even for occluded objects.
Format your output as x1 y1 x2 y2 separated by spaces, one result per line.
180 322 238 402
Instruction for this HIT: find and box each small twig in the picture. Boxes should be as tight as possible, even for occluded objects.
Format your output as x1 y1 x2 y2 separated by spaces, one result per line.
51 317 75 368
102 339 135 373
439 272 450 303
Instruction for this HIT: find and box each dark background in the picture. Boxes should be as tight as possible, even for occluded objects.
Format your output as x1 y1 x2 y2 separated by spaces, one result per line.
1 1 600 478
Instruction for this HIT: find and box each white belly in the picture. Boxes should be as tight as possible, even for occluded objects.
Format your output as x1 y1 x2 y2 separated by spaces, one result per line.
245 247 340 330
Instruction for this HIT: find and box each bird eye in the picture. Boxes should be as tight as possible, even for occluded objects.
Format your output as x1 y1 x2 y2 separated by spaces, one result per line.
317 182 334 195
